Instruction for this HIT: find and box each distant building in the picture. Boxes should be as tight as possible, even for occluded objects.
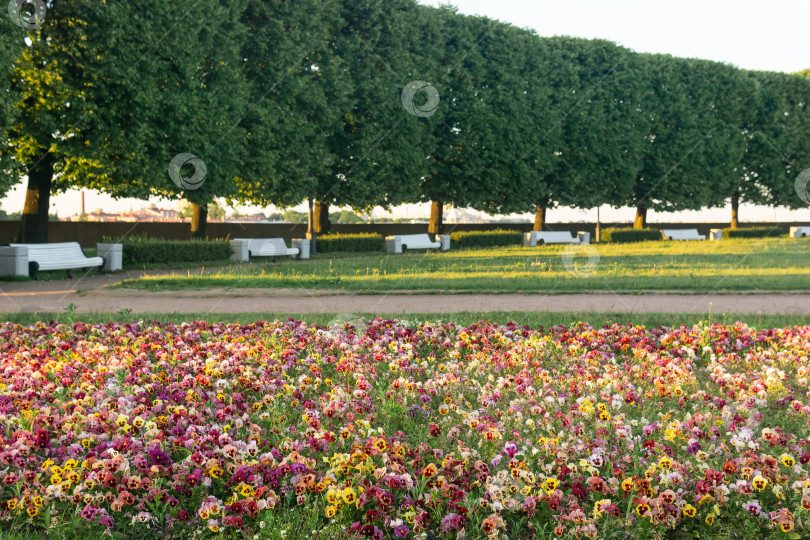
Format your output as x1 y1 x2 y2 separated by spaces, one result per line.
126 205 182 222
62 206 277 223
62 209 119 222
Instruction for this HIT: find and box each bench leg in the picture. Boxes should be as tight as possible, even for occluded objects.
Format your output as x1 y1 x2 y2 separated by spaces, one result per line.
28 261 39 280
67 270 74 279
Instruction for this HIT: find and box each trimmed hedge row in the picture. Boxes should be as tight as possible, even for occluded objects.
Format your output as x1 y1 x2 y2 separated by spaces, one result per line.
600 227 662 243
314 233 385 253
449 229 523 248
105 236 233 265
722 227 784 239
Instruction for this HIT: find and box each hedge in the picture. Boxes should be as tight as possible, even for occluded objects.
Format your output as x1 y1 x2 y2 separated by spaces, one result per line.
722 227 785 239
449 229 523 248
314 233 385 253
105 236 233 265
601 227 662 243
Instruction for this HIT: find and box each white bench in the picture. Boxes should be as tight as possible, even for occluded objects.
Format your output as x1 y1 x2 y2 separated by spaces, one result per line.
386 234 442 254
523 231 581 247
9 242 105 279
232 238 300 261
790 226 810 238
661 229 706 241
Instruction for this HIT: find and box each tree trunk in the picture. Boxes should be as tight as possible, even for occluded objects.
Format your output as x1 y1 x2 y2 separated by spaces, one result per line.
730 190 740 229
191 203 208 239
533 204 546 232
17 153 55 243
314 202 330 234
633 206 647 229
306 197 316 255
428 200 443 236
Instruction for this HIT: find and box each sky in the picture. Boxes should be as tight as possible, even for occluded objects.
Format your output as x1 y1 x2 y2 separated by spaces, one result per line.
421 0 810 74
2 0 810 224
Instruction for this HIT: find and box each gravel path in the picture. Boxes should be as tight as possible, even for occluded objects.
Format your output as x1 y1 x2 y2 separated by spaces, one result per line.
2 280 809 315
2 268 809 315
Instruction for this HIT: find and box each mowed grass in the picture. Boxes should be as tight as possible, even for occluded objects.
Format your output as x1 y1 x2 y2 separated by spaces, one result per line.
113 237 810 294
4 310 810 329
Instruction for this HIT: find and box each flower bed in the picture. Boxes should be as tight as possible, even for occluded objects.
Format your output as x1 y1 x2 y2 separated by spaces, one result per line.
1 319 809 538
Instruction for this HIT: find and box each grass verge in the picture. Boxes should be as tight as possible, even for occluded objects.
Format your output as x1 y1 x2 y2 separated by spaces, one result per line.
2 310 808 329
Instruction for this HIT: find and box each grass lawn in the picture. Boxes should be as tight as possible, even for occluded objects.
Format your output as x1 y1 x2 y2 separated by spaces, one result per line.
3 310 809 329
112 237 810 294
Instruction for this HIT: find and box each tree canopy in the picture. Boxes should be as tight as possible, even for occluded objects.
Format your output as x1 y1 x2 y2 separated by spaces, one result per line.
2 0 809 239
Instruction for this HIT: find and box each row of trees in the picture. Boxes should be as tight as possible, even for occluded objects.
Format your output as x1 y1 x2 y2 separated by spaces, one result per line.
2 0 809 242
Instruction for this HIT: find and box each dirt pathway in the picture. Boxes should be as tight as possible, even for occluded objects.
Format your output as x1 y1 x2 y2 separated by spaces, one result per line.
2 283 809 315
2 268 809 315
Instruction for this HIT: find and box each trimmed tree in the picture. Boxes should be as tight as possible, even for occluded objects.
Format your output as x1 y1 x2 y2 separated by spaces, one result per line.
407 7 507 235
625 54 745 228
754 71 810 211
67 0 252 238
232 0 343 227
6 0 252 241
0 14 23 199
310 0 426 234
7 2 91 242
538 38 645 225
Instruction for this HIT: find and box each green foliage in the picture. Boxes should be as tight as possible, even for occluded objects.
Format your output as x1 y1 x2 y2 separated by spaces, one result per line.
3 311 809 330
330 210 366 224
0 15 22 198
206 202 227 221
234 0 343 209
722 227 785 239
4 0 810 235
0 211 59 221
177 201 227 220
752 71 810 209
540 38 644 212
4 0 253 240
449 229 523 248
108 236 233 265
283 210 308 224
601 227 662 243
314 233 385 253
414 9 506 214
626 55 749 216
